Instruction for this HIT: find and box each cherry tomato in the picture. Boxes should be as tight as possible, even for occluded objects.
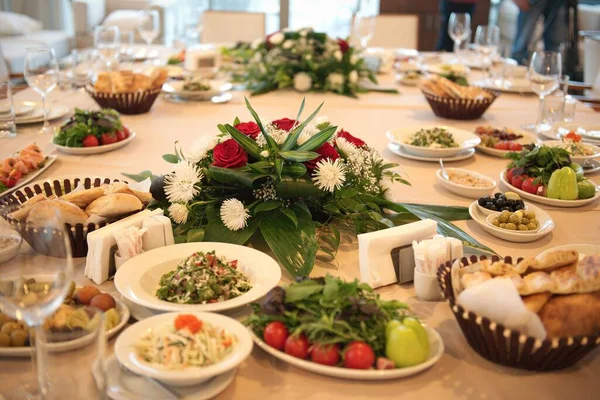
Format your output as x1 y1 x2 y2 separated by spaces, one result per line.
506 168 516 182
522 177 542 194
310 343 340 366
508 142 523 151
123 126 131 138
82 135 100 147
115 130 126 142
493 141 510 150
565 131 581 142
284 334 309 359
174 314 203 333
511 175 528 190
343 341 375 369
263 321 289 350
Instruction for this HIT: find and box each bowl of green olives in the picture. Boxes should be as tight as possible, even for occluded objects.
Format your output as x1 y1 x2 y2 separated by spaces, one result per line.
486 210 541 233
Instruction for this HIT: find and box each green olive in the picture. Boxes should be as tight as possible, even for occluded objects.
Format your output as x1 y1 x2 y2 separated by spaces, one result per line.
499 223 506 228
525 211 536 220
504 223 517 230
1 322 21 335
0 332 10 347
521 218 530 225
509 214 521 224
527 222 537 230
518 224 528 231
499 214 509 223
492 218 500 226
10 330 28 347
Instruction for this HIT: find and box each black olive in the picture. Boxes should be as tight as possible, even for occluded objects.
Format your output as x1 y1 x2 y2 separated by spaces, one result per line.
496 199 506 207
478 198 487 206
489 205 497 211
494 193 502 199
501 207 510 211
485 202 494 209
515 204 523 210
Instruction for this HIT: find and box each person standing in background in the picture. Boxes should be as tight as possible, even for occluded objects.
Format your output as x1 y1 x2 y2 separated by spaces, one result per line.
436 0 478 52
511 0 568 65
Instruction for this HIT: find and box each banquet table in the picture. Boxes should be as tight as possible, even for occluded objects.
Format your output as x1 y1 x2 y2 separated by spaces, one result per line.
1 67 600 400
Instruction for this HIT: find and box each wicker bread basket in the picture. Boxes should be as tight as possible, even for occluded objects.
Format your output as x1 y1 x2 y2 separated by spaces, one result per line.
85 85 161 115
422 89 499 120
437 255 600 371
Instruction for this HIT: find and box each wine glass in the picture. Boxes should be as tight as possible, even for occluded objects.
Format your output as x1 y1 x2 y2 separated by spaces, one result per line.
448 13 471 61
352 0 376 50
528 51 562 133
474 25 500 80
23 48 58 135
138 9 160 56
0 209 74 399
94 25 120 69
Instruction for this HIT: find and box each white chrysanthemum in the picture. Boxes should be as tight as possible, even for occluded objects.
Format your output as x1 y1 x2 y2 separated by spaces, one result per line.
251 38 262 49
335 137 357 157
349 70 359 83
350 55 358 64
217 133 232 143
220 198 250 231
333 50 343 61
327 73 344 91
296 123 319 145
168 203 189 224
186 135 218 163
283 40 294 49
260 150 270 158
269 32 285 45
293 72 312 92
313 158 346 193
164 161 203 203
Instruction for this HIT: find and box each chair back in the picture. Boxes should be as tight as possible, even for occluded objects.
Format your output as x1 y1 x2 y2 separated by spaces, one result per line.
201 10 265 44
369 14 418 49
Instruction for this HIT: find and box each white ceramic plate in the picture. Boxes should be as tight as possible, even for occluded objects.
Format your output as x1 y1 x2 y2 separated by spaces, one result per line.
425 63 470 76
251 325 444 380
115 312 253 387
436 168 496 199
388 143 475 162
552 122 600 144
8 105 70 125
536 244 600 261
541 140 600 164
0 153 57 197
0 297 130 357
386 126 481 158
472 78 533 94
468 201 554 243
475 129 539 158
162 80 232 100
106 354 236 400
54 131 136 155
0 101 35 116
114 242 281 313
499 169 600 207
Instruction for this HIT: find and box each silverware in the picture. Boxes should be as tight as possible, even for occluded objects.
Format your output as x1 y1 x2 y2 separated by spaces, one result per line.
439 158 449 180
117 361 180 400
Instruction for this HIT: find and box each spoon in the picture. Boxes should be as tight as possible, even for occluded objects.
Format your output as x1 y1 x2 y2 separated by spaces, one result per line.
117 361 181 400
439 158 449 180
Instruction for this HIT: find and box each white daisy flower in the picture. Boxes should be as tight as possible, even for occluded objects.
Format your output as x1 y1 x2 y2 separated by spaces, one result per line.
220 198 250 231
327 73 344 91
269 32 285 45
293 72 312 92
283 40 294 49
335 137 357 157
313 158 346 193
168 203 189 224
349 70 359 83
164 161 203 203
296 123 319 145
186 135 218 163
350 55 358 64
333 50 343 61
251 38 262 49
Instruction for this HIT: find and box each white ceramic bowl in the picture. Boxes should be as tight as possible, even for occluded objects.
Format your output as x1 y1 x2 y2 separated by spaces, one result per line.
477 202 528 216
387 126 481 158
436 168 496 199
114 242 281 313
162 80 232 100
485 212 541 233
0 232 22 264
542 140 600 164
114 312 253 387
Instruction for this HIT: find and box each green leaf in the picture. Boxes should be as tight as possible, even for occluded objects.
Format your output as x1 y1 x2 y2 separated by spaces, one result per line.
291 201 312 220
162 154 179 163
254 200 283 213
293 98 306 128
224 124 262 159
122 170 155 182
204 215 259 245
186 228 205 242
279 151 319 162
340 188 358 199
281 208 298 227
296 126 337 152
233 116 240 126
274 158 283 179
281 101 325 151
322 275 339 300
243 97 279 154
281 163 307 177
284 280 323 302
276 177 325 198
207 166 266 188
217 124 228 134
260 213 317 277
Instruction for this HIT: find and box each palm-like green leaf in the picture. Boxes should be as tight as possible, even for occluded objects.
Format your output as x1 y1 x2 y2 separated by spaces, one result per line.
274 158 283 179
276 177 324 198
224 124 262 159
296 126 337 152
279 151 319 162
204 216 260 245
244 97 279 154
281 101 325 151
207 166 266 188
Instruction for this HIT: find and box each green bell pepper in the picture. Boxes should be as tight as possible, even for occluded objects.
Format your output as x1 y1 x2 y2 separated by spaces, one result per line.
385 318 430 368
547 167 578 200
577 180 597 199
569 163 584 181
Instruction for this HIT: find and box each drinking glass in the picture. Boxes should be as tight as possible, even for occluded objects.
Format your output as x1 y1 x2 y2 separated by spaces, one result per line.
0 79 17 138
0 209 75 399
94 25 120 68
474 25 500 80
352 0 376 50
23 48 58 135
528 51 562 133
137 10 160 46
448 13 471 60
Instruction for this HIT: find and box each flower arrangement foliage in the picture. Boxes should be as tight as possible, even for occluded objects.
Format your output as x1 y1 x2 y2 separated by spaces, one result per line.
127 99 493 277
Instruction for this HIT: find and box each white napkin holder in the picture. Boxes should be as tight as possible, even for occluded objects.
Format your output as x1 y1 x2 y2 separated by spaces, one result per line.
358 219 438 289
185 44 220 77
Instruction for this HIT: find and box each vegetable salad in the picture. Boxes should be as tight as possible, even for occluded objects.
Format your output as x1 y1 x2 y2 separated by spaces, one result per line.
408 128 459 148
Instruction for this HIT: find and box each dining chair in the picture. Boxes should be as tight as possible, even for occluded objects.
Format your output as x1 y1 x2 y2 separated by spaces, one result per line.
201 10 266 44
369 14 419 49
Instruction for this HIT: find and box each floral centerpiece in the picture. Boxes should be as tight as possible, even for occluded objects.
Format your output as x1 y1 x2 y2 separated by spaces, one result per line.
222 28 393 97
128 99 492 277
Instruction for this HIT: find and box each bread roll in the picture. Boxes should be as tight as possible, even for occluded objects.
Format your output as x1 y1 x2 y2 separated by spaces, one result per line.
461 271 492 289
8 193 48 221
577 254 600 281
520 272 556 296
26 200 89 227
60 187 106 208
85 193 142 218
551 264 600 294
530 250 579 272
522 292 551 314
538 292 600 338
104 182 152 203
94 73 112 93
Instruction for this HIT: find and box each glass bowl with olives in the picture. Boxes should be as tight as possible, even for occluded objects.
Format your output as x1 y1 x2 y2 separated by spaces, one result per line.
477 192 527 216
486 210 541 233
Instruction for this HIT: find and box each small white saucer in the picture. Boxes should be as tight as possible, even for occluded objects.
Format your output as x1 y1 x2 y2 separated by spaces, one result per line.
388 142 475 162
106 355 236 400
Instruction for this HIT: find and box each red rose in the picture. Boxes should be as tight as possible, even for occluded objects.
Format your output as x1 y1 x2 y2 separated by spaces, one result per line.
304 142 340 170
337 130 366 148
212 139 248 168
234 121 260 140
272 118 296 132
337 38 349 54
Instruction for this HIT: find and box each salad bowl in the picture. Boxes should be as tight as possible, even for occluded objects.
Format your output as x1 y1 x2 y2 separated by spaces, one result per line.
542 140 600 164
114 242 281 313
54 131 136 155
386 126 480 158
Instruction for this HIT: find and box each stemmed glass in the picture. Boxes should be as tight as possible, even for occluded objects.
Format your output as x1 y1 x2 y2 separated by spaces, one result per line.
448 13 471 62
138 9 160 57
527 51 562 133
352 0 376 50
94 25 120 69
0 210 74 399
474 25 500 80
24 48 58 135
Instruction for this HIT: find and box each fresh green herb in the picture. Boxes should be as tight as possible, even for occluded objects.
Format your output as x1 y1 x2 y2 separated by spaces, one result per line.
0 181 6 193
53 108 122 147
167 57 182 65
506 144 572 186
439 72 468 86
409 127 459 148
245 275 410 356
